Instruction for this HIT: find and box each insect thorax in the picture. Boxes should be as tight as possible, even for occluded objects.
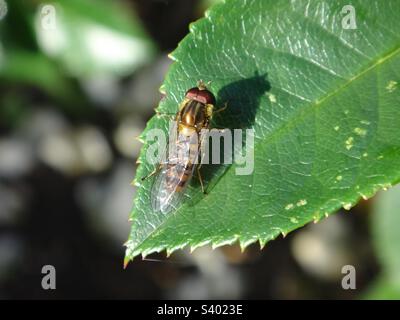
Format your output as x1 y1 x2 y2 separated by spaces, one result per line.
178 99 211 130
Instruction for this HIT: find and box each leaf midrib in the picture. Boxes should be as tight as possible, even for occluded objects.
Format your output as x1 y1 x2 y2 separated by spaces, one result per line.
248 45 400 157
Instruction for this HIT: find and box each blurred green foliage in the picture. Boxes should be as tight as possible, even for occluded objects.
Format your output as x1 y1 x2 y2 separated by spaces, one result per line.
366 185 400 299
0 0 156 121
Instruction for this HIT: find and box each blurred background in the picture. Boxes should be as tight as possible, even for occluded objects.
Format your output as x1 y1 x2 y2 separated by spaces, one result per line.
0 0 399 299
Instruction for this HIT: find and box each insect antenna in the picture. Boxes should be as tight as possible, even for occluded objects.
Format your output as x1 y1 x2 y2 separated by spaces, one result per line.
197 79 212 90
142 257 195 267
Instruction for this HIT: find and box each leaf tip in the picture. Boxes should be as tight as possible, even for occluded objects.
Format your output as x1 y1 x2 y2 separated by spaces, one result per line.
123 256 130 269
136 135 145 144
189 246 197 254
259 239 267 250
131 178 141 187
343 202 353 211
239 238 257 252
159 84 166 95
358 192 369 200
188 22 196 33
167 52 178 62
166 248 174 258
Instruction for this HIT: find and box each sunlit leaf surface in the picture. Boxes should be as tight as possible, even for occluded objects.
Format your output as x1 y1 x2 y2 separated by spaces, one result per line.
125 0 400 261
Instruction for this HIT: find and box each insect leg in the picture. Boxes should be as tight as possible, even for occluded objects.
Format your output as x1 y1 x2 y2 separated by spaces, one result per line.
211 102 228 128
196 165 207 195
156 110 176 120
214 102 228 115
141 164 163 181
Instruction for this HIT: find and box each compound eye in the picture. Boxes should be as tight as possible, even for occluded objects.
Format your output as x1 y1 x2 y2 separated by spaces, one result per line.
185 87 200 100
196 89 216 105
185 86 216 105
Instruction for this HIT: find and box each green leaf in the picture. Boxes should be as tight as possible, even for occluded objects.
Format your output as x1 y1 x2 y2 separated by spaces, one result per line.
125 0 400 261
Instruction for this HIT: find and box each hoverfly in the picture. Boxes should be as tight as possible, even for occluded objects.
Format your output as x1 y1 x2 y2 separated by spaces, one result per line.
143 81 225 214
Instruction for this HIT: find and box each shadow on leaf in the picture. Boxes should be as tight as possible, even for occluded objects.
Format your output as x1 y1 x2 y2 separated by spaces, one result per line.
187 72 271 205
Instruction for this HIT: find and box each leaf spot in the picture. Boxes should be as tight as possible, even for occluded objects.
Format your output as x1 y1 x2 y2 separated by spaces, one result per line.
296 199 307 207
285 203 294 210
386 80 398 93
354 127 367 137
267 93 277 103
345 136 354 150
290 217 299 223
